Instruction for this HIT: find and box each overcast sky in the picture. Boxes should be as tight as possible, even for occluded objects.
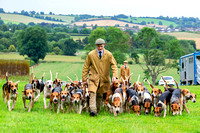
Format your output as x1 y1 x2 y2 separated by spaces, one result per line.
1 0 200 18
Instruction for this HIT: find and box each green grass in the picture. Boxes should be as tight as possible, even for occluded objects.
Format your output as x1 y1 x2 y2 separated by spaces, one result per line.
0 13 66 24
0 52 179 83
121 17 178 27
0 52 84 62
0 53 199 132
0 78 199 132
41 15 74 24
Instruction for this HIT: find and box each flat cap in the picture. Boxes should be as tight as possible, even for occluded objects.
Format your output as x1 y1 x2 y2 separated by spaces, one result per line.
95 38 105 44
124 60 128 63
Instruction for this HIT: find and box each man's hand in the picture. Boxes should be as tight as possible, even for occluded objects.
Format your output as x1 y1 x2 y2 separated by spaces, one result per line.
112 77 117 82
82 81 87 86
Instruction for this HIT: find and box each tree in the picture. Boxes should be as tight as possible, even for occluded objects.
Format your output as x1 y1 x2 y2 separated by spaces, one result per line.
0 37 9 48
80 28 91 34
18 26 48 63
131 51 140 64
0 44 4 51
159 21 163 25
135 27 183 85
0 24 9 31
8 45 16 52
86 27 130 64
0 8 5 13
61 38 78 55
0 19 4 25
53 46 61 55
179 40 195 54
52 32 70 42
140 21 146 25
83 37 89 44
3 31 13 39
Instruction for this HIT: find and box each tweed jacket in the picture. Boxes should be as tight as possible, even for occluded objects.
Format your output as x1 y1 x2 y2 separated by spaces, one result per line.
82 48 118 93
119 65 131 81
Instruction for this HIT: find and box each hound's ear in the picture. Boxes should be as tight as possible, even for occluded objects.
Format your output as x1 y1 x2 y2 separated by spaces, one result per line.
22 90 26 95
70 96 74 101
31 80 34 84
53 79 57 84
159 108 162 112
33 89 36 92
159 89 162 94
110 83 114 89
131 106 134 110
8 84 11 93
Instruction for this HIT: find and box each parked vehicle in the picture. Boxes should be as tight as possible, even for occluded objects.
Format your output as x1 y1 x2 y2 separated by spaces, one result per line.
159 76 175 86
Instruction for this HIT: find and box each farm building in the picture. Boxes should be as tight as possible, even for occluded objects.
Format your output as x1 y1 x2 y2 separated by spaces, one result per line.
179 51 200 85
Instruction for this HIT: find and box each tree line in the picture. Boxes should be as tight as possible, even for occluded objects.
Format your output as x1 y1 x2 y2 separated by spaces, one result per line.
0 19 197 84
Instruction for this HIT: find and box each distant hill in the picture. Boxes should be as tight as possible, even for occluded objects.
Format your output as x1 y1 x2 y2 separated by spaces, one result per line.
0 13 174 28
0 13 74 24
162 32 200 49
71 19 167 29
120 17 177 27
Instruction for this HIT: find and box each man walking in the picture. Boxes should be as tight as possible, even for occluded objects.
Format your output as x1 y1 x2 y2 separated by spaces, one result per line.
82 38 118 116
119 60 131 83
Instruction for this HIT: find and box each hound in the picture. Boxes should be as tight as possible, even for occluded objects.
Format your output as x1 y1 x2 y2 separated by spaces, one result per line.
43 70 53 109
2 72 20 111
22 84 35 112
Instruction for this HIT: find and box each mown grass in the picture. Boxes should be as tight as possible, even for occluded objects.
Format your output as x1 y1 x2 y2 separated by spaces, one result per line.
0 78 199 132
0 13 65 24
0 52 179 83
121 17 177 27
0 52 84 63
41 15 74 24
0 53 199 132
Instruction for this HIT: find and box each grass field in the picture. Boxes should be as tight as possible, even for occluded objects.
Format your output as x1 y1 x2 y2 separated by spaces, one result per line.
0 52 84 63
121 17 178 27
0 53 199 132
0 52 179 82
162 32 200 49
41 15 74 24
0 79 199 132
0 13 66 24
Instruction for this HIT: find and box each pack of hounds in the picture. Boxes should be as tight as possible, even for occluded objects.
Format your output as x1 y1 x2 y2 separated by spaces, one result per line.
2 69 197 117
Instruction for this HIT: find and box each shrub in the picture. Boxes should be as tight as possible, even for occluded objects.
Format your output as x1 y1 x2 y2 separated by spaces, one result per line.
53 46 61 55
8 45 16 52
128 60 133 64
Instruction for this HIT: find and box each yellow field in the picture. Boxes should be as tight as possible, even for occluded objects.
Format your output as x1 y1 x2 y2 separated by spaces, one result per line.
162 32 200 49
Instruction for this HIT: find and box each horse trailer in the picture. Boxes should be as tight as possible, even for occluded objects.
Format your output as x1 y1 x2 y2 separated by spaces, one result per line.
179 52 200 85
